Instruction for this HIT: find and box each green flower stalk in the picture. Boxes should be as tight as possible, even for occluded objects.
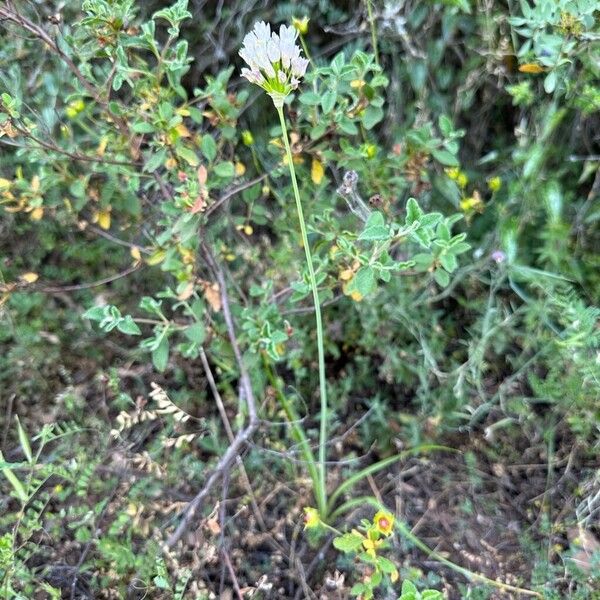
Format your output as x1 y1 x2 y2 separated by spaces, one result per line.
240 22 328 517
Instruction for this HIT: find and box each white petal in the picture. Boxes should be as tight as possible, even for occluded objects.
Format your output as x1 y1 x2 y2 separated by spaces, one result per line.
267 36 281 63
291 56 309 78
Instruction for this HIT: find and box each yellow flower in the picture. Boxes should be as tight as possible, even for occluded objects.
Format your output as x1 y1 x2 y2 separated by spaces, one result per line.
456 172 468 188
373 510 395 536
362 537 383 558
304 507 320 529
292 16 309 36
460 190 484 213
487 176 502 192
445 167 460 181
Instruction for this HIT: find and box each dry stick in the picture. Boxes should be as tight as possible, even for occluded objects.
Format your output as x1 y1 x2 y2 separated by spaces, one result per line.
199 347 266 530
204 174 268 218
165 243 259 548
221 550 244 600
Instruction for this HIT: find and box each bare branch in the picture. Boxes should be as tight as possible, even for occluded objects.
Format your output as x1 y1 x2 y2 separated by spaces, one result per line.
164 242 259 548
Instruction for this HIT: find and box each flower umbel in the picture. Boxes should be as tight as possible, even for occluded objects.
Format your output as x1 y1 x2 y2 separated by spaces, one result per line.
239 21 309 108
373 510 395 536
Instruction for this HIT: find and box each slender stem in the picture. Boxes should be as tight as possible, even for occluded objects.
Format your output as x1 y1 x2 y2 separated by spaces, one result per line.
262 357 323 515
276 106 328 518
366 0 380 66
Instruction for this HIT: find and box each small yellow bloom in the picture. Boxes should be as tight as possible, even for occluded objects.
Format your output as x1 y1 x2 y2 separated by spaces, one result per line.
243 224 253 236
349 290 363 302
30 206 44 221
362 537 383 558
311 158 325 185
445 167 460 181
20 272 39 284
364 144 377 159
460 190 484 213
304 507 320 529
292 16 309 35
130 246 142 262
487 176 502 192
457 172 468 188
373 510 395 536
339 268 354 281
235 161 246 176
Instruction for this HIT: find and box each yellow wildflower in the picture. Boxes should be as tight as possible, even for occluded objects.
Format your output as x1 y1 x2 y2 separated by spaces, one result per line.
362 537 383 558
292 16 309 35
373 510 395 536
487 176 502 192
304 507 320 529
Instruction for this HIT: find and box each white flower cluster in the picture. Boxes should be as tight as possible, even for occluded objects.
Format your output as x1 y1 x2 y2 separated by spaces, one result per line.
239 21 309 107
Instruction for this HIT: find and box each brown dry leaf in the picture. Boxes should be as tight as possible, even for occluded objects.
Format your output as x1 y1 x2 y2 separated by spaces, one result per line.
200 280 221 312
190 195 207 214
197 164 208 185
206 516 221 536
177 280 194 301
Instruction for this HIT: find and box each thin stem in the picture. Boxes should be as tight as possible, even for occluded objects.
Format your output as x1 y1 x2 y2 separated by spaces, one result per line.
276 106 328 518
365 0 380 66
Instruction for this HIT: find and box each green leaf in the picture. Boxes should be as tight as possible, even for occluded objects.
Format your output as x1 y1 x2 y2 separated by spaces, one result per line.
438 114 453 136
352 266 376 296
152 338 170 372
299 91 320 105
0 451 27 503
213 161 235 178
201 135 217 161
338 116 358 135
175 145 199 166
359 212 389 241
184 322 205 344
400 580 418 599
433 268 450 287
320 90 337 114
439 253 458 273
544 71 557 94
431 147 459 166
358 226 389 241
362 105 384 130
145 148 167 173
16 417 32 463
333 532 364 553
132 121 155 134
406 198 423 225
83 305 107 321
116 315 142 335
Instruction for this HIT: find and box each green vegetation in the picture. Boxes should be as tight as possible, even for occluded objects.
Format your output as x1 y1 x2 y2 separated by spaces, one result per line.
1 0 599 598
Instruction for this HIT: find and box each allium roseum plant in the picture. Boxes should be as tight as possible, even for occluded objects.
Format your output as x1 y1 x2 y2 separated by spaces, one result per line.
240 22 328 517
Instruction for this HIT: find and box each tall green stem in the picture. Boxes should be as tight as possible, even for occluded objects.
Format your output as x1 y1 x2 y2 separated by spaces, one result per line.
366 0 379 66
276 106 328 517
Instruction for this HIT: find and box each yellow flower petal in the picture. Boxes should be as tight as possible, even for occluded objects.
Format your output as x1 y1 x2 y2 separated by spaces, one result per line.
311 158 324 185
130 246 142 262
30 206 44 221
373 510 395 536
20 272 39 283
96 208 111 230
